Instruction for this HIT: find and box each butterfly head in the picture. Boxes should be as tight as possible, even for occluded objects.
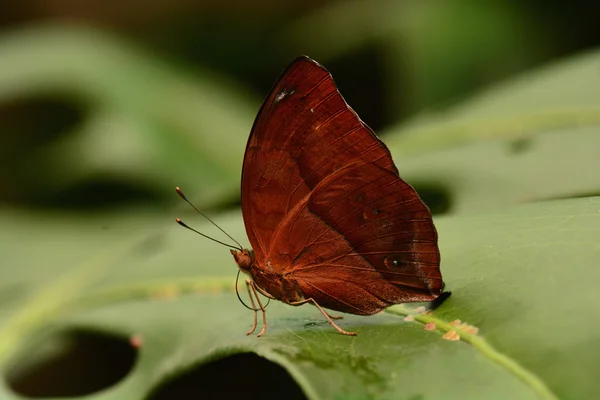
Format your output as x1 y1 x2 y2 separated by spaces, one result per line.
231 248 255 272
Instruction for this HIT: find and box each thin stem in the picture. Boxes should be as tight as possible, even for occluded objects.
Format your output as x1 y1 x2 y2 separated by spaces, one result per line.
385 305 558 400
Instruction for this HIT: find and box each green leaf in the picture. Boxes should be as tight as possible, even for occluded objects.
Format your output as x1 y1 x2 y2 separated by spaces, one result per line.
385 48 600 156
392 126 600 214
0 25 258 208
1 21 598 400
382 48 600 214
1 197 598 399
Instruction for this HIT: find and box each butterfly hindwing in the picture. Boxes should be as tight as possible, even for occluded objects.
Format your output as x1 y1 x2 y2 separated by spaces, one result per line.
267 161 441 314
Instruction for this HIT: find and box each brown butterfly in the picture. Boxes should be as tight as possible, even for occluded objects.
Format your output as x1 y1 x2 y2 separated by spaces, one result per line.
228 56 447 337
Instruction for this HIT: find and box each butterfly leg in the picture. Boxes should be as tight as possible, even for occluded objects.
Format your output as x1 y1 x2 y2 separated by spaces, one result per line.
326 312 343 320
247 280 268 337
244 280 259 335
289 298 357 336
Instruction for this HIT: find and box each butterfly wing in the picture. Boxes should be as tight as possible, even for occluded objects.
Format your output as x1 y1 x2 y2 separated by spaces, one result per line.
241 57 442 313
270 160 441 314
242 56 397 261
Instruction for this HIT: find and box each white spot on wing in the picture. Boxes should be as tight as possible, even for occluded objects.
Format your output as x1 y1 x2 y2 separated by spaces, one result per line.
274 89 295 104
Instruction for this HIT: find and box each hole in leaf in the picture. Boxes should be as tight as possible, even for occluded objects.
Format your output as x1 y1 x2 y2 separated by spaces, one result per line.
413 184 452 215
148 353 307 400
5 328 137 397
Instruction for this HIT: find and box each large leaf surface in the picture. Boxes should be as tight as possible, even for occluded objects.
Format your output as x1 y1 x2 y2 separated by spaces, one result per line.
0 197 598 399
1 24 599 400
393 126 600 214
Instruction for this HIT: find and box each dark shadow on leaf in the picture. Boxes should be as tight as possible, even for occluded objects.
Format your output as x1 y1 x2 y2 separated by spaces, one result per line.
506 138 533 155
5 328 137 397
0 95 88 206
133 232 167 258
412 184 452 215
42 175 164 210
147 353 307 400
0 95 87 151
531 192 600 203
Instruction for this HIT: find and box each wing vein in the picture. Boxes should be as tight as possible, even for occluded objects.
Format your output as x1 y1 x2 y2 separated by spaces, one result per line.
301 280 366 313
294 263 442 280
255 85 339 191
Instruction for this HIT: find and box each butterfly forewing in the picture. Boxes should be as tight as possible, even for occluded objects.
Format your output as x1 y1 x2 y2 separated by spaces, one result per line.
241 56 442 313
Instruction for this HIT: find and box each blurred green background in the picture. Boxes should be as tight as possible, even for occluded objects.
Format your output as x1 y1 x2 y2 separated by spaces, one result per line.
1 0 598 213
1 1 600 400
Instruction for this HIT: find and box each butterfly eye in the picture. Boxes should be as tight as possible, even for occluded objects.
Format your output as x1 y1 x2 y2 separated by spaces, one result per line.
384 256 401 269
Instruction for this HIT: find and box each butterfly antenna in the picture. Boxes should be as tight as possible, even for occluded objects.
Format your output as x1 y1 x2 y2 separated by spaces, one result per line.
235 270 270 311
176 218 240 250
175 186 243 250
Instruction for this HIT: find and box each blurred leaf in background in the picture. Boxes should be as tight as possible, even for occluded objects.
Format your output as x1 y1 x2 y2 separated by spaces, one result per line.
0 25 257 211
0 1 599 399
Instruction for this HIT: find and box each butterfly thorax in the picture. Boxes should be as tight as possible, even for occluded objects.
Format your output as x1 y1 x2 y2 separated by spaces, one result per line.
231 249 304 304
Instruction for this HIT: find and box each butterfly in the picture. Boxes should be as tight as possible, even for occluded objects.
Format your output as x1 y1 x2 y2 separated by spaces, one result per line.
225 56 447 337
